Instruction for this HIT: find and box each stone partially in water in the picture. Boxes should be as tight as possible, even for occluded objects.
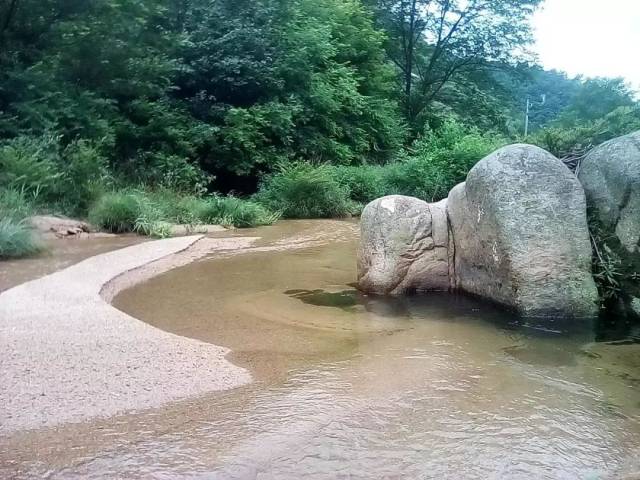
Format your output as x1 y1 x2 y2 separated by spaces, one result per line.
447 144 598 318
578 131 640 324
28 215 93 238
578 130 640 254
357 195 450 295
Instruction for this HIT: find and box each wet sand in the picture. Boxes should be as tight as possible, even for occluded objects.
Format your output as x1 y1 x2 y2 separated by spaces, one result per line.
0 234 144 292
0 220 359 435
0 235 256 433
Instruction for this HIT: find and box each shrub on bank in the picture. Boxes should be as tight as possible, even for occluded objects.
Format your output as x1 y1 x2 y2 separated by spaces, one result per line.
88 189 280 236
0 136 61 198
315 120 505 209
58 140 111 215
531 106 640 159
0 188 35 221
194 196 280 228
331 165 386 204
255 163 356 218
0 218 43 259
384 120 504 202
0 188 43 259
88 191 140 233
0 135 110 216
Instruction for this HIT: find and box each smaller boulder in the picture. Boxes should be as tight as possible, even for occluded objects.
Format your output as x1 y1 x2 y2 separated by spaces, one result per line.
630 297 640 318
578 130 640 253
169 224 227 237
357 195 450 295
28 216 92 238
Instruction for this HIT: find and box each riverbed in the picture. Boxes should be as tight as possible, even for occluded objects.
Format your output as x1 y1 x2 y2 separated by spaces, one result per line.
1 220 639 479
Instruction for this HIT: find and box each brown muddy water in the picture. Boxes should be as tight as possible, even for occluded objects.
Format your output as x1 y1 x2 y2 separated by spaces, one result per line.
3 220 640 479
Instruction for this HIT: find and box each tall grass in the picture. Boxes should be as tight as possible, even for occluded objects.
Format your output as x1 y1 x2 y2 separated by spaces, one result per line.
194 196 280 227
0 189 43 259
0 188 35 220
0 136 110 216
0 217 43 259
88 189 280 236
88 191 140 233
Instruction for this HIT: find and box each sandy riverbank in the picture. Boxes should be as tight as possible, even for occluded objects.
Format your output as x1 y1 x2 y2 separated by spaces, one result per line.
0 235 258 434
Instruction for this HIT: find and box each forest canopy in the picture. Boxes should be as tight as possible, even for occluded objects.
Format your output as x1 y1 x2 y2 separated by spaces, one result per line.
0 0 639 220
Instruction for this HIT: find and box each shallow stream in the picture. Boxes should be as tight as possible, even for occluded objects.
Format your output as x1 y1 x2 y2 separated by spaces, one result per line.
3 220 640 479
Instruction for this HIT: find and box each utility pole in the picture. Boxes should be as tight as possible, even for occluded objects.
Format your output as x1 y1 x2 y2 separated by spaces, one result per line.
524 94 546 139
524 97 531 138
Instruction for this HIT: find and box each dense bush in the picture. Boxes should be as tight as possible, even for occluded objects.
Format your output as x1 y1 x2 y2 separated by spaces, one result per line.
0 136 62 198
333 121 501 207
0 135 110 215
58 140 111 214
253 121 505 215
332 165 386 204
135 153 212 195
383 120 504 202
532 106 640 159
255 163 356 218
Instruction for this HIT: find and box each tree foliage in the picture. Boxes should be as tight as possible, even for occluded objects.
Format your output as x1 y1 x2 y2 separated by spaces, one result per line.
366 0 542 130
0 0 638 202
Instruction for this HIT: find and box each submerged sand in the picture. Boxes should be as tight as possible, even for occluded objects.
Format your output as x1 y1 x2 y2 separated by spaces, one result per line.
0 235 258 434
0 221 358 435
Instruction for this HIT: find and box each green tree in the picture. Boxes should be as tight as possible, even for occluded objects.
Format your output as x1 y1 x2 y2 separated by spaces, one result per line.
176 0 405 188
367 0 541 130
557 77 636 125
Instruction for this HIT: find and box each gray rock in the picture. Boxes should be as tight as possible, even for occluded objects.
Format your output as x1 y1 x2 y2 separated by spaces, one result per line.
578 130 640 253
357 195 450 295
447 144 598 318
169 224 227 237
631 297 640 318
28 215 92 237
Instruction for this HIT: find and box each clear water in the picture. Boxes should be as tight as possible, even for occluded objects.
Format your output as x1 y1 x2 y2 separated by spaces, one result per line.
3 221 639 479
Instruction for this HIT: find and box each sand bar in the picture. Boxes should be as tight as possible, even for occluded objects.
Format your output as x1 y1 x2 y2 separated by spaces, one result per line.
0 235 257 434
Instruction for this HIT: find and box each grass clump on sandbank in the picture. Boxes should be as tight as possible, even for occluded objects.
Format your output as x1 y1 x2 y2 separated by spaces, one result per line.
0 218 44 259
88 189 281 237
0 189 43 259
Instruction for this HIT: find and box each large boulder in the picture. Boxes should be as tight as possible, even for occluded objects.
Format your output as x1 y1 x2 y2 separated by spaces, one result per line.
358 195 450 295
578 131 640 323
447 144 598 318
578 130 640 254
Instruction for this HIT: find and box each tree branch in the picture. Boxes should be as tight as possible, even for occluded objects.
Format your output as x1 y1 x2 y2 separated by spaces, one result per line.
421 56 481 106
